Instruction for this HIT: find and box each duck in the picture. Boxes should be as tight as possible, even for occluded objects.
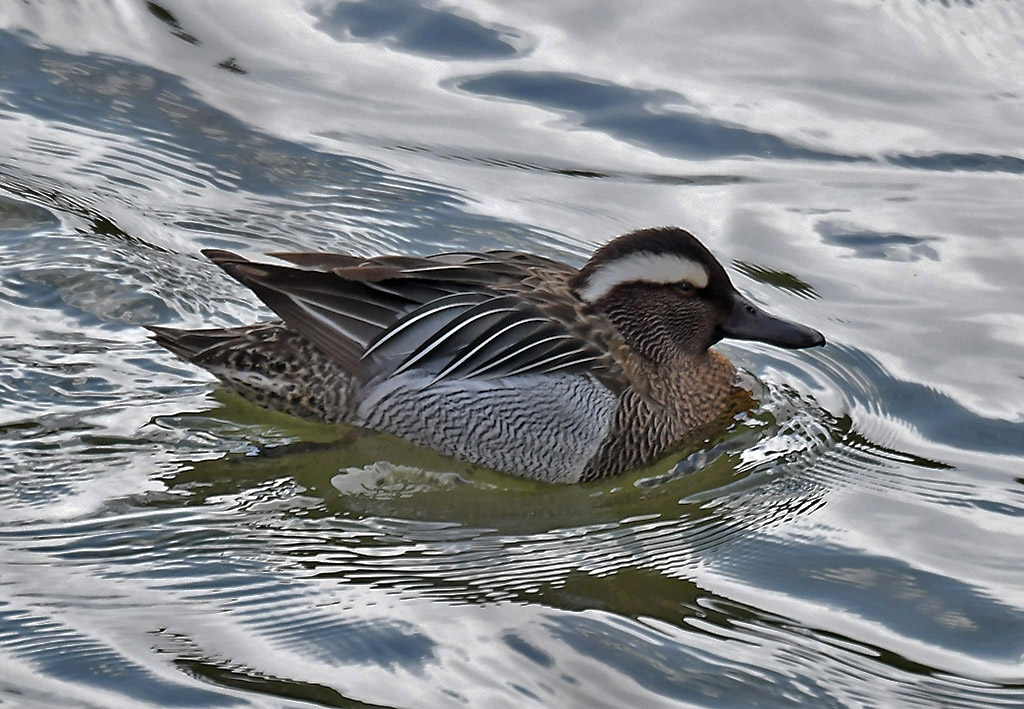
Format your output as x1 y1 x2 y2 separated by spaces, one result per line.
149 227 824 483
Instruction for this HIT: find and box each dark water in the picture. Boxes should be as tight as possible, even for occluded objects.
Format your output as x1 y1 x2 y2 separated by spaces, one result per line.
2 1 1023 707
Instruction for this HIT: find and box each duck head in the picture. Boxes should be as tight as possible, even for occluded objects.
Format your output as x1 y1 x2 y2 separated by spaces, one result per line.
572 227 825 362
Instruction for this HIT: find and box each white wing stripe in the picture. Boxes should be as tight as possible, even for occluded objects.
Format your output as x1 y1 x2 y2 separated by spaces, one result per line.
429 316 549 383
390 305 518 376
398 264 480 274
296 295 391 329
501 351 595 378
295 299 367 344
465 333 581 379
362 297 479 358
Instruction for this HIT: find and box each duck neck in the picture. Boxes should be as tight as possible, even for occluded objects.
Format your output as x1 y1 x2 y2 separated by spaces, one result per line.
581 349 740 480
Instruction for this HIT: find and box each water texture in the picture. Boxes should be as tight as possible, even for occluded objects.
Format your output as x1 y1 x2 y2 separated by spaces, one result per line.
1 1 1023 707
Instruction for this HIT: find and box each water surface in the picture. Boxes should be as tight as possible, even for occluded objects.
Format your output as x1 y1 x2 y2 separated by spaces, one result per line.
2 1 1024 707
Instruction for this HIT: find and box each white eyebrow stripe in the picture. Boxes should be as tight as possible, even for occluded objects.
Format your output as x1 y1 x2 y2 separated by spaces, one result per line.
576 252 709 303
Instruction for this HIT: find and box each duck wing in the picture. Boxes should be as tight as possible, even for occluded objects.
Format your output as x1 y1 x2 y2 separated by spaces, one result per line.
203 249 627 392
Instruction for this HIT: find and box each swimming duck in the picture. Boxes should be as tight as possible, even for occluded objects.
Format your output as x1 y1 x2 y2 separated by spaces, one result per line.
149 227 824 482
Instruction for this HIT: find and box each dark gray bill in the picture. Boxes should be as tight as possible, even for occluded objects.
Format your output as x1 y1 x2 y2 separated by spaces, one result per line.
719 291 825 349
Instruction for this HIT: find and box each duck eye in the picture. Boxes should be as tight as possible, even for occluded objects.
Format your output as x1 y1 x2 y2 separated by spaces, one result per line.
678 282 696 294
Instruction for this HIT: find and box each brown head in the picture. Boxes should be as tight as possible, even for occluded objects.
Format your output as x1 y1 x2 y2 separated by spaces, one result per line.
571 227 825 363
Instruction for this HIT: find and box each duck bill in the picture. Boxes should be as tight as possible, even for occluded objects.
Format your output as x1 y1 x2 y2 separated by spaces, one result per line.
719 292 825 350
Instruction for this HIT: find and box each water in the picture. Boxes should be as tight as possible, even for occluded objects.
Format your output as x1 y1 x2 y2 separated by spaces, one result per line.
1 1 1023 706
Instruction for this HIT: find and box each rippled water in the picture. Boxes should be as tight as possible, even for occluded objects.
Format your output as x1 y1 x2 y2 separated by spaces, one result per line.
2 1 1024 706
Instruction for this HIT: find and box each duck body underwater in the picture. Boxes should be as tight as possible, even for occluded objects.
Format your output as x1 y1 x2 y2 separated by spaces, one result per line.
150 227 825 483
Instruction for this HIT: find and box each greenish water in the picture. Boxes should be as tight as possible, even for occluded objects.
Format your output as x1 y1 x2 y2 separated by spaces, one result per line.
2 1 1024 707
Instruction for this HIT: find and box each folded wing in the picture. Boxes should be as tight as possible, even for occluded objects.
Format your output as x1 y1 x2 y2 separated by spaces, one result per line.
203 249 623 389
